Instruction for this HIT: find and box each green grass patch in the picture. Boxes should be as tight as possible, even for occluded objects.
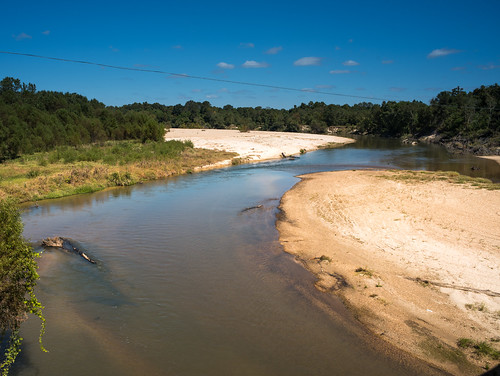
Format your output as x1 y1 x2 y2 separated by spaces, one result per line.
0 140 236 203
458 338 500 360
355 267 373 277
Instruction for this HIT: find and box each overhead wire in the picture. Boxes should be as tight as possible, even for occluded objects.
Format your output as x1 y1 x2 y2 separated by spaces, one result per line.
0 50 498 111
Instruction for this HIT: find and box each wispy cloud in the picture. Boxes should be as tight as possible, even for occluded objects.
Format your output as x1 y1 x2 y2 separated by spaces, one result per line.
13 32 32 41
343 60 359 66
427 48 461 59
216 62 235 69
172 45 183 49
242 60 269 68
478 63 500 70
451 66 466 71
335 46 341 51
265 46 283 55
382 60 394 64
316 84 334 89
240 42 255 48
109 45 119 52
329 70 351 74
42 30 50 35
206 94 218 99
301 88 316 92
294 57 322 66
348 38 353 43
390 87 406 92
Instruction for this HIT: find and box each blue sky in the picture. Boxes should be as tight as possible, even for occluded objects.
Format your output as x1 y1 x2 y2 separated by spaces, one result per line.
1 0 499 108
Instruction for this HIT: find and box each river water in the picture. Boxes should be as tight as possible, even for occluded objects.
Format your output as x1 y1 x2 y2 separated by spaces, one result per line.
14 137 500 375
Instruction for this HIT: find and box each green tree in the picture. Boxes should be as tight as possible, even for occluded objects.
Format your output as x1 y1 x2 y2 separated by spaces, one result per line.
0 200 46 375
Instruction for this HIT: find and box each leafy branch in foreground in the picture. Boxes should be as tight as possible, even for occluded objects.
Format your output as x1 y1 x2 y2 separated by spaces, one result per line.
0 199 46 375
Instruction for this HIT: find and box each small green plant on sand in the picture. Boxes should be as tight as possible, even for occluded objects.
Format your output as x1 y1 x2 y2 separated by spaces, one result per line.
355 267 373 277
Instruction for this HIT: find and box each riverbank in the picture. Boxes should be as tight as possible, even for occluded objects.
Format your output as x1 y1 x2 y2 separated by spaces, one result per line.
277 170 500 375
0 141 236 203
0 130 354 203
164 129 355 167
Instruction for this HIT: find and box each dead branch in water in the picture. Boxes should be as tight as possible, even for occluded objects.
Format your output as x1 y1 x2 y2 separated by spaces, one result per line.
42 236 97 264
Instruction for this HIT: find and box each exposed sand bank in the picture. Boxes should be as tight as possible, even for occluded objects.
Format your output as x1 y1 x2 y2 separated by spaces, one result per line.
164 129 354 168
278 170 500 375
478 155 500 165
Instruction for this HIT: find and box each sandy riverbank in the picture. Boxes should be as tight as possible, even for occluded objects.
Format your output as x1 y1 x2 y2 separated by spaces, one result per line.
478 155 500 165
278 170 500 375
164 129 354 168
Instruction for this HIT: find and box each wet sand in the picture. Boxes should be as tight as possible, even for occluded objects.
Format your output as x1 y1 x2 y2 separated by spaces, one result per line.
277 170 500 375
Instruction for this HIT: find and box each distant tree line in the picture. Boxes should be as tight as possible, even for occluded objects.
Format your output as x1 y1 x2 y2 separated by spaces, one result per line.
0 77 164 161
1 76 498 161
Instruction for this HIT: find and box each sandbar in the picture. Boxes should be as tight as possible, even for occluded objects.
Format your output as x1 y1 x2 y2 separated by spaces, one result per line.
164 129 354 168
278 170 499 375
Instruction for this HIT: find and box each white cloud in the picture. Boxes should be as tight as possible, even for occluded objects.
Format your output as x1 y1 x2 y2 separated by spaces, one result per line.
13 32 32 41
382 60 393 64
478 63 500 70
109 45 119 52
293 57 322 66
301 88 316 92
265 46 283 55
42 30 50 35
216 62 235 69
206 94 218 99
240 42 255 48
329 70 350 74
242 60 269 68
427 48 461 59
343 60 359 66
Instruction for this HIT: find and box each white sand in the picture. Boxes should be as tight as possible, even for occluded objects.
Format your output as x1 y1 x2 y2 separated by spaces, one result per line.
164 129 354 165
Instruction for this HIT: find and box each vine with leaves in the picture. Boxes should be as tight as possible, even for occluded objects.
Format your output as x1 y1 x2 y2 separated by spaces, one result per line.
0 199 46 375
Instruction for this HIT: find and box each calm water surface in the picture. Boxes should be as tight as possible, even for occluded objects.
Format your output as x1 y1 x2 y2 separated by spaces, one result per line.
15 138 500 375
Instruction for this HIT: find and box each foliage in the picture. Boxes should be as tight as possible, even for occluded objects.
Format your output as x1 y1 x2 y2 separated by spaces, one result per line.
1 77 499 162
0 77 164 161
457 338 500 360
0 199 46 375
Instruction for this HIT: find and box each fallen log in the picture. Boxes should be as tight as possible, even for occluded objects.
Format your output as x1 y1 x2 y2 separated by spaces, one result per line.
42 236 97 264
240 204 263 213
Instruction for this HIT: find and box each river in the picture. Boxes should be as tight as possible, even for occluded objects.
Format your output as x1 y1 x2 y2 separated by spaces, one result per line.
14 137 500 375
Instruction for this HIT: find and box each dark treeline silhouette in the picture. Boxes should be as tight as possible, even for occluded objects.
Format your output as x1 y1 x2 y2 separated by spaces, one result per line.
1 76 498 161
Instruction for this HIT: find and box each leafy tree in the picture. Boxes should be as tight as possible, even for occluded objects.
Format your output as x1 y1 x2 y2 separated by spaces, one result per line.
0 199 46 375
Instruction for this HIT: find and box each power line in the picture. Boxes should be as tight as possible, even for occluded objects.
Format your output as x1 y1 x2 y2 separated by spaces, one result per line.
1 50 391 102
1 50 498 111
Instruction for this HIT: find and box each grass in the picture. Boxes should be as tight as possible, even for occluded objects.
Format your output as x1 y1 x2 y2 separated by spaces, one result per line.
0 140 236 203
457 338 500 360
355 267 373 277
379 170 500 190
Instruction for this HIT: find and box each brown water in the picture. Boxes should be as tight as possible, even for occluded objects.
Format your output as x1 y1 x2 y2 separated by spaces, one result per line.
14 139 499 375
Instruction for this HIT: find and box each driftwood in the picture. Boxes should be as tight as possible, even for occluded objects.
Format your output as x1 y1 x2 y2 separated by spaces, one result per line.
280 152 299 160
42 236 97 264
407 277 500 297
240 204 263 213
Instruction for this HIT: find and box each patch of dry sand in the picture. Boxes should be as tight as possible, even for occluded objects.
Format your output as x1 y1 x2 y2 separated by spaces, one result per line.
164 129 354 168
278 170 500 375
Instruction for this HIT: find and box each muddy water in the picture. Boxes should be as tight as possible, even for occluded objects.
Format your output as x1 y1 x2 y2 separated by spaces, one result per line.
15 139 499 375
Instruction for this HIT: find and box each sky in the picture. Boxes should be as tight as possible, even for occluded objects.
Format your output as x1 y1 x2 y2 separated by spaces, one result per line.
1 0 499 109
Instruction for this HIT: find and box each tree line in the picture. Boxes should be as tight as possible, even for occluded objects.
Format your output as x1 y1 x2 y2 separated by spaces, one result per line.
1 76 498 161
0 77 164 161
